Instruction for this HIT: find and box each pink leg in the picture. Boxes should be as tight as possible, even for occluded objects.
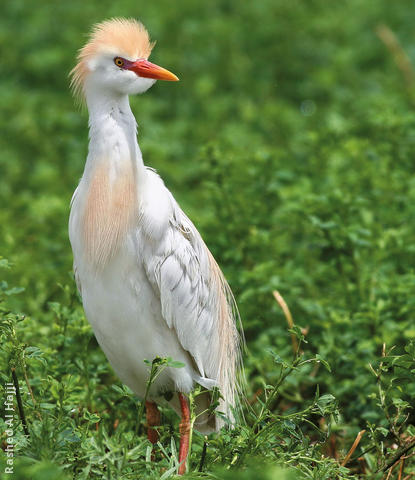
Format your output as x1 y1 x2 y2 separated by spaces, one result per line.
146 401 160 460
178 393 191 475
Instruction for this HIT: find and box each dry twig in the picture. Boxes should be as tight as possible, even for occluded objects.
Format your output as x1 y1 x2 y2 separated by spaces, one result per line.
385 461 398 480
341 429 366 467
398 457 405 480
381 439 415 473
376 24 415 90
248 388 264 406
272 290 298 353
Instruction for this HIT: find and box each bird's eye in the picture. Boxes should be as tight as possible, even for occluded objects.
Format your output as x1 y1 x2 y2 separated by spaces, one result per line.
114 57 124 68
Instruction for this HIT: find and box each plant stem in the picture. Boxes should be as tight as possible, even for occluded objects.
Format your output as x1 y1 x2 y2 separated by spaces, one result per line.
11 367 29 436
137 358 169 435
234 353 303 467
187 391 197 472
198 438 208 472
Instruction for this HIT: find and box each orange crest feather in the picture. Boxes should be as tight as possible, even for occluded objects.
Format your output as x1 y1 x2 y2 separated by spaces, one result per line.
70 18 155 100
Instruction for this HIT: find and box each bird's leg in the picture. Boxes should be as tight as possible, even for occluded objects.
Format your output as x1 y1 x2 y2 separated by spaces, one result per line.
178 393 191 475
145 401 160 459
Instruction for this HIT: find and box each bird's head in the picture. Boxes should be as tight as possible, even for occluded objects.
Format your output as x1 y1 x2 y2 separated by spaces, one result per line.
70 18 178 101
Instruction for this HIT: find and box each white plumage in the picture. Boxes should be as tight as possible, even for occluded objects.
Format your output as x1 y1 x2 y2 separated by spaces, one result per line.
68 18 242 438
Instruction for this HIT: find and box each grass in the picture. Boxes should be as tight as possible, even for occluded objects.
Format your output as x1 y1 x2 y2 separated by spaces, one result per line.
1 0 415 478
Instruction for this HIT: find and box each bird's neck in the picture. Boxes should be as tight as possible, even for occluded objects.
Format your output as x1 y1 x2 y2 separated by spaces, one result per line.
84 90 146 184
78 90 144 268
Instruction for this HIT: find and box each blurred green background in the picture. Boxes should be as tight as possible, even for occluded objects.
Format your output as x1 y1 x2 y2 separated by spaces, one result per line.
1 0 415 478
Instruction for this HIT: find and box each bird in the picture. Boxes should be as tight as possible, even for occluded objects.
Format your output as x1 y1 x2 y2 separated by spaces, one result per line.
68 18 242 475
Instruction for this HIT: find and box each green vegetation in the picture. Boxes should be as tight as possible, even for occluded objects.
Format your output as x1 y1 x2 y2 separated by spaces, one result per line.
1 0 415 478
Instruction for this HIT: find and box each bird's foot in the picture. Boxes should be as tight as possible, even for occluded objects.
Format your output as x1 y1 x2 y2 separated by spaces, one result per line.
145 401 160 460
178 393 191 475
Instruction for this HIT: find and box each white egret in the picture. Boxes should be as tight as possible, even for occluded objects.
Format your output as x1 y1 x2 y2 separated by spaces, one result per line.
69 18 242 474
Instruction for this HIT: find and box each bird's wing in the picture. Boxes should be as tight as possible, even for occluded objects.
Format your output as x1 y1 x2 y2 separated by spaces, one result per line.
69 185 83 298
141 170 241 415
73 264 82 297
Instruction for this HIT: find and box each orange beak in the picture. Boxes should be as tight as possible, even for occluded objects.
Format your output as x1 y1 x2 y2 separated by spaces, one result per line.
127 59 179 81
